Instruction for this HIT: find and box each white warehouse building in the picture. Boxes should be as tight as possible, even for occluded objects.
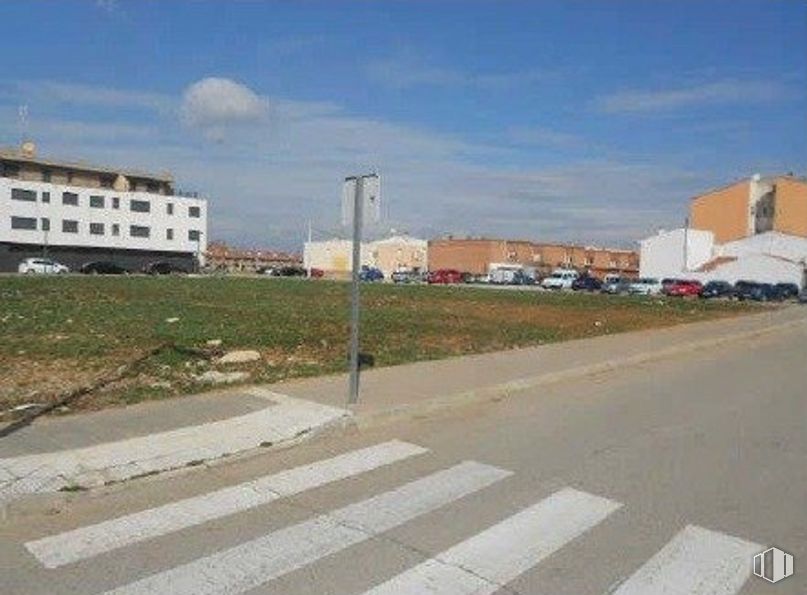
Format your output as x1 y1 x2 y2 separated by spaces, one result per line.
640 229 807 287
0 141 208 272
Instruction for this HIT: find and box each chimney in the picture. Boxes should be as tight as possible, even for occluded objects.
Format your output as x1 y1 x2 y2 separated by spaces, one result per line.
20 140 36 158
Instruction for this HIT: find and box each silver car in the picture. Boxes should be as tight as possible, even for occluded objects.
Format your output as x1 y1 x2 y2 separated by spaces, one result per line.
18 258 70 274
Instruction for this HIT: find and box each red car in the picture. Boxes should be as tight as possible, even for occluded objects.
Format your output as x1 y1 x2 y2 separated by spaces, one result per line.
427 269 463 284
664 279 703 297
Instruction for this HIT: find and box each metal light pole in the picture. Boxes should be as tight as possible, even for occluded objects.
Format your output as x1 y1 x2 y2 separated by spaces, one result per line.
306 219 312 278
347 175 365 405
196 231 203 274
682 217 689 272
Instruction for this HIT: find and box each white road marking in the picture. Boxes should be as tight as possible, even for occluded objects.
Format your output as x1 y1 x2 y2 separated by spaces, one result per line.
101 461 512 595
26 440 428 568
363 487 622 594
612 524 761 595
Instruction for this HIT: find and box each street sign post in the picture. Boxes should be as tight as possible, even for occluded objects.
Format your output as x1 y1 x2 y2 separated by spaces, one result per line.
344 173 380 406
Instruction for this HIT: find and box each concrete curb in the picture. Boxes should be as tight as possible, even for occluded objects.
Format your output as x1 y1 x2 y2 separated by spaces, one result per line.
0 392 350 505
352 317 805 430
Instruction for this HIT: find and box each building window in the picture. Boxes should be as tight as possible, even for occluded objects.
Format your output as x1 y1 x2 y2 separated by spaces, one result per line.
146 182 158 193
11 188 36 201
42 191 50 203
41 218 50 231
130 199 150 213
167 203 174 215
90 195 105 208
166 228 174 240
42 170 52 183
62 220 79 233
130 225 150 238
188 229 201 241
100 175 114 189
11 216 37 230
111 223 120 236
90 222 105 236
189 206 201 218
62 192 79 206
112 196 120 209
2 163 20 178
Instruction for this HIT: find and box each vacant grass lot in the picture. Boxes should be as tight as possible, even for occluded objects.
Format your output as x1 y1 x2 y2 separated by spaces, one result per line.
0 276 759 412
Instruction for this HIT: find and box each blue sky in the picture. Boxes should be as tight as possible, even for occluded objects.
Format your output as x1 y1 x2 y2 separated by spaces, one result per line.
1 0 804 249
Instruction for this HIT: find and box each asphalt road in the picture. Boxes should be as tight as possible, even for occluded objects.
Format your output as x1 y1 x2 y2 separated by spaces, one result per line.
1 322 805 594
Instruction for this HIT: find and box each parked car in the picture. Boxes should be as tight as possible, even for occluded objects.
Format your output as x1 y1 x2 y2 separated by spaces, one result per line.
541 268 579 290
799 287 807 304
427 269 463 284
661 278 682 294
358 265 384 282
463 272 489 284
664 279 703 297
80 261 128 275
601 276 632 295
700 280 735 299
571 275 602 292
142 261 188 275
489 266 535 285
775 282 800 299
18 258 69 274
308 268 324 278
391 269 419 283
277 265 306 277
733 280 782 302
628 277 663 296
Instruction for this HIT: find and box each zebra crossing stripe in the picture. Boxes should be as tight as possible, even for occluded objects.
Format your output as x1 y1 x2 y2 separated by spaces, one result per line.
363 487 622 594
26 440 428 568
612 524 761 595
100 461 512 595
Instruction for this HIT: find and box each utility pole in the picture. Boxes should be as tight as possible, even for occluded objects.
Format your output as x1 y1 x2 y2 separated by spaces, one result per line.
347 175 364 405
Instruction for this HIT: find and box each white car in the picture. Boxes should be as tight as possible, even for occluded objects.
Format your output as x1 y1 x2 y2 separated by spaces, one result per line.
541 269 579 290
18 258 70 274
628 277 662 295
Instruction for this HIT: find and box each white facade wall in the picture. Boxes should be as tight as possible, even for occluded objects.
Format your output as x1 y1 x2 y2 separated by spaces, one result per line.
719 232 807 264
0 177 208 255
699 254 804 286
638 228 714 279
639 228 807 287
303 239 372 273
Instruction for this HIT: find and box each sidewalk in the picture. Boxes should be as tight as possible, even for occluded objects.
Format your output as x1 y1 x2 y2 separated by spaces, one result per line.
1 305 804 504
279 305 807 423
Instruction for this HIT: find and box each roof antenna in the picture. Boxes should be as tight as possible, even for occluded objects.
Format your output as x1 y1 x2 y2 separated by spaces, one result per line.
18 105 30 143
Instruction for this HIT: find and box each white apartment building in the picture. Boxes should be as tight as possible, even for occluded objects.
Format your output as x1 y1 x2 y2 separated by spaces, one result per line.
0 141 207 272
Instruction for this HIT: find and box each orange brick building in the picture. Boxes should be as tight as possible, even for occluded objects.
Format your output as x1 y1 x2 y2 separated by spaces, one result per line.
427 238 638 278
206 241 300 273
690 175 807 243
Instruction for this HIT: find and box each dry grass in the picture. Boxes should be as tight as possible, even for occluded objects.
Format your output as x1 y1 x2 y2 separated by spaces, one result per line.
0 276 760 412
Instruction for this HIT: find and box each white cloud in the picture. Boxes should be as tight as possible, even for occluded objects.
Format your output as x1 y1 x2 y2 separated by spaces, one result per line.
595 79 788 113
7 80 172 112
507 126 584 149
180 78 267 138
96 0 118 14
366 54 549 90
0 79 741 250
